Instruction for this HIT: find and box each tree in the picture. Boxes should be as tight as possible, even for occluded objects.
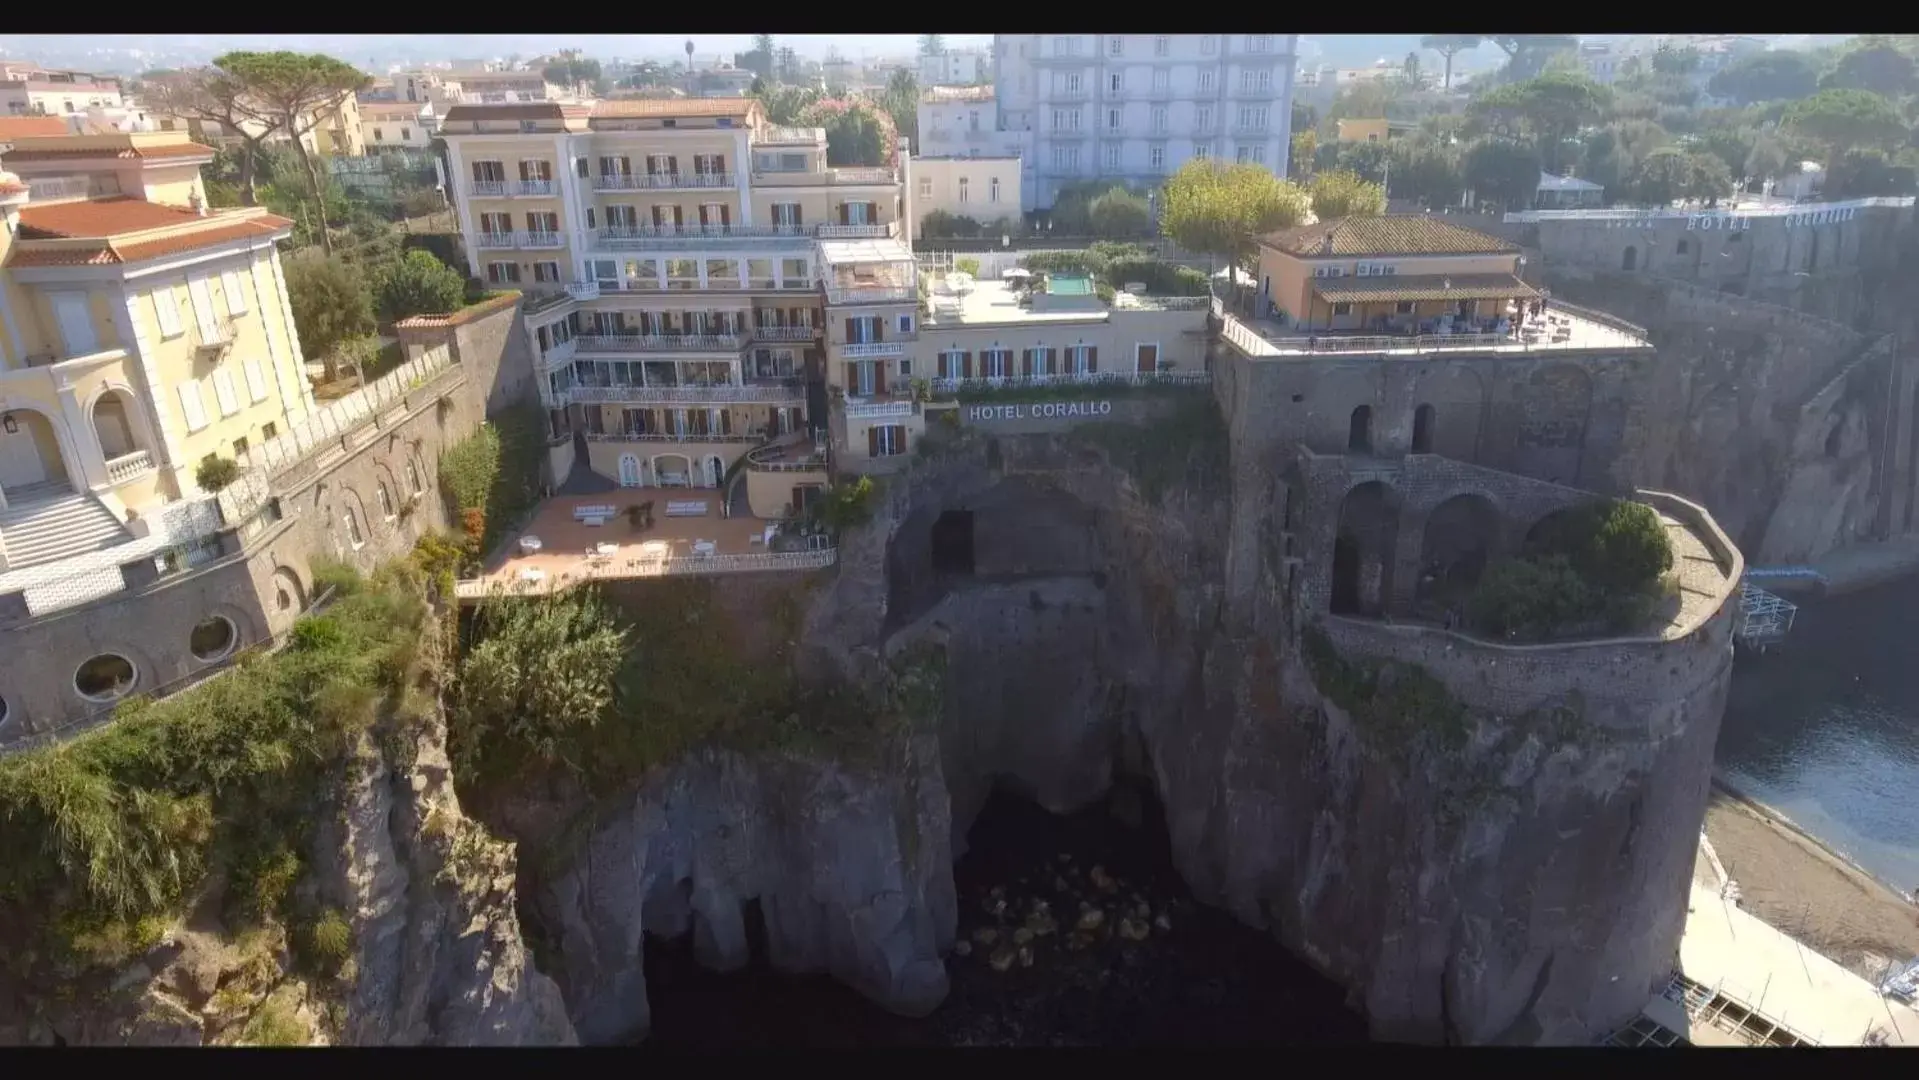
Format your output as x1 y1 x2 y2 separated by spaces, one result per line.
285 254 375 382
1402 52 1427 91
1421 35 1482 90
1707 51 1822 106
755 82 822 126
1088 188 1152 237
1784 88 1909 170
454 592 628 779
374 250 465 322
1822 41 1918 98
1386 140 1466 208
1159 158 1310 273
542 51 601 94
215 51 370 257
797 98 896 167
919 34 947 57
1464 139 1544 210
1308 169 1387 218
1469 71 1612 172
1692 126 1758 183
1488 35 1580 82
1629 147 1731 206
1651 44 1702 77
881 68 919 145
1289 129 1318 180
142 66 281 206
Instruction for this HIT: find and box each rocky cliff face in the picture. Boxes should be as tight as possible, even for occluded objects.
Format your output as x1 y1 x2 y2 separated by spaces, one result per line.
524 424 1731 1045
0 705 576 1047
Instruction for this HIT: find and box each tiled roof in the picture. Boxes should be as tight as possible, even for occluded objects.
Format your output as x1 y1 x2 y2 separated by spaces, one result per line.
1311 273 1538 305
0 141 215 163
18 195 201 237
7 199 291 266
442 102 566 123
1259 215 1519 258
0 116 71 138
590 98 757 119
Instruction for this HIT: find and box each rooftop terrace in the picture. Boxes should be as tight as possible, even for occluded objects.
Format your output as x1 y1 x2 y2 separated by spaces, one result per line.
920 278 1209 328
1220 300 1648 359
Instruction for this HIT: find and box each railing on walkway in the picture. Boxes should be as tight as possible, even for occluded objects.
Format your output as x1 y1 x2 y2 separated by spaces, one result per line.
454 547 837 599
929 370 1211 395
243 349 458 498
575 332 748 353
559 381 803 405
0 586 337 757
5 494 226 619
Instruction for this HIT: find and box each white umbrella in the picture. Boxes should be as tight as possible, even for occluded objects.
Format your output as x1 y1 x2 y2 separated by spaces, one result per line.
1001 267 1033 281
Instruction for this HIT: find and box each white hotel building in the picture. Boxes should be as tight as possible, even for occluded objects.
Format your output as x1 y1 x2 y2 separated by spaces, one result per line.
990 33 1299 210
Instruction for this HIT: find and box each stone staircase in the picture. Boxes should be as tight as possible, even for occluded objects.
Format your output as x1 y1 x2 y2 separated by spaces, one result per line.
0 484 133 571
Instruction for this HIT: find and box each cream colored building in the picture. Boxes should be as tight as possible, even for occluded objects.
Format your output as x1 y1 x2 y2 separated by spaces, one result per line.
440 97 918 517
449 70 564 104
0 129 307 579
911 155 1022 230
359 100 435 152
1 67 126 123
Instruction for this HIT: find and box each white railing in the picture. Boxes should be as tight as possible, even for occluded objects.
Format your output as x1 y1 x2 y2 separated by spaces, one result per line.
244 349 456 485
3 494 225 620
515 179 555 196
477 231 515 248
826 285 914 305
1219 313 1530 358
539 338 577 368
745 441 830 473
592 172 736 191
753 325 818 342
520 231 564 249
844 400 915 419
566 281 601 301
560 382 804 405
930 370 1211 394
581 431 759 443
1503 195 1914 224
25 176 89 200
469 180 510 197
816 223 895 239
829 167 895 184
454 547 838 598
593 224 816 250
1116 294 1211 311
105 449 154 484
575 332 747 353
756 126 826 144
838 341 904 358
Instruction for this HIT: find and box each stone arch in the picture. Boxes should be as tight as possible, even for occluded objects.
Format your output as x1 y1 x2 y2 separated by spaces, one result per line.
1331 479 1398 617
338 486 372 548
271 564 308 616
1347 405 1374 454
0 403 77 498
1418 493 1503 606
1411 404 1436 454
369 460 404 521
652 453 692 487
88 385 149 463
1622 245 1637 271
1512 363 1594 485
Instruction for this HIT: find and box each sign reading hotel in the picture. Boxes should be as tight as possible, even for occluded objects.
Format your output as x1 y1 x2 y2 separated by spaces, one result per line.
966 401 1114 422
1505 196 1906 231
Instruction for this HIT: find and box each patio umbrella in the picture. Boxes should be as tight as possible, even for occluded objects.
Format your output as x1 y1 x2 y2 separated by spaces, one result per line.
1001 267 1033 281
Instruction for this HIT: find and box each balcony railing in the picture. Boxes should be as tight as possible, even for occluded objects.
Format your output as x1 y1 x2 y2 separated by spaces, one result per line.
592 172 737 192
816 223 895 239
470 180 510 197
593 224 816 251
520 231 564 249
574 332 748 353
929 370 1212 396
837 341 904 358
843 400 916 419
745 441 830 474
755 125 826 145
1230 83 1279 99
753 325 819 342
1231 123 1271 136
1046 87 1090 101
561 380 806 405
515 179 555 196
825 284 914 305
477 231 515 248
105 449 155 485
539 338 578 368
750 166 897 186
567 281 602 301
453 547 838 597
581 430 761 443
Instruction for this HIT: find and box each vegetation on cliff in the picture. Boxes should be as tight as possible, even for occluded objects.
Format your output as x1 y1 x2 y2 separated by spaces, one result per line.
1300 624 1472 760
1467 499 1675 641
0 559 439 991
1067 393 1230 503
438 403 546 562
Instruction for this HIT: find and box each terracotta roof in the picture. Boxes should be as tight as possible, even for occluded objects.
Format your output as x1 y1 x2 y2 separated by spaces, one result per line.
18 195 202 238
0 116 71 138
1311 273 1538 305
0 141 215 163
113 217 291 263
7 199 291 266
590 98 757 120
1259 215 1519 258
442 102 565 123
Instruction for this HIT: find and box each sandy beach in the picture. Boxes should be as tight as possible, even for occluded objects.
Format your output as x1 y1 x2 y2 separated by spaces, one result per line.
1698 783 1919 984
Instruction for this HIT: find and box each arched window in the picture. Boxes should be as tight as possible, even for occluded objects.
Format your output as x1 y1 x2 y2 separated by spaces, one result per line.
1621 245 1638 271
344 503 366 548
406 460 423 496
1411 404 1435 454
377 481 395 520
1348 405 1373 453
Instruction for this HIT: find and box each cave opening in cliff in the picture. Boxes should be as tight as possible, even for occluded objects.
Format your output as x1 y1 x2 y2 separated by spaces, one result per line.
931 510 976 576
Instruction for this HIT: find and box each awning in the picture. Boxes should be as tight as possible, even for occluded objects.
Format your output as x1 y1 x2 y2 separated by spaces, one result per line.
1312 273 1540 305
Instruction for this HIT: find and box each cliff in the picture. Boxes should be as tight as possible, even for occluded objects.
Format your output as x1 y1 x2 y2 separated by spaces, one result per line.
515 417 1736 1045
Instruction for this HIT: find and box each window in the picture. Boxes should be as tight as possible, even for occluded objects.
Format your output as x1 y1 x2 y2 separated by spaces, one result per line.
989 177 1000 203
871 424 907 456
1104 143 1121 170
232 436 248 458
1150 145 1165 170
919 177 933 199
1064 73 1083 93
958 177 969 203
179 381 208 432
1051 145 1080 171
1247 34 1273 53
378 482 395 520
1109 72 1123 95
262 422 277 440
1237 106 1268 130
344 503 366 548
1676 239 1690 255
898 359 912 376
534 261 561 283
1150 106 1167 136
406 460 423 495
1108 36 1124 57
1332 302 1353 316
1236 144 1265 165
486 262 520 285
1396 301 1416 315
969 110 980 132
151 284 183 338
1155 35 1170 57
1107 108 1121 131
1196 104 1213 131
401 127 411 141
220 269 249 315
1198 69 1216 93
244 358 268 405
898 314 914 334
938 350 967 379
1053 36 1079 57
1240 69 1274 93
212 370 240 417
374 127 385 142
1201 34 1218 55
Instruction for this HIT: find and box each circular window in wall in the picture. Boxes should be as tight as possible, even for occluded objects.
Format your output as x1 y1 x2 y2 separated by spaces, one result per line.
74 654 138 704
189 615 238 662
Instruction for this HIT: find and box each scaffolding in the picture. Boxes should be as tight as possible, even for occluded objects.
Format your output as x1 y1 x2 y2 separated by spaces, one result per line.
1736 582 1797 649
1671 973 1820 1047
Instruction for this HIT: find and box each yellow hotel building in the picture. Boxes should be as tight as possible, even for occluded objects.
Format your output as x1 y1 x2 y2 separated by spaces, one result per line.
0 122 305 575
439 98 923 513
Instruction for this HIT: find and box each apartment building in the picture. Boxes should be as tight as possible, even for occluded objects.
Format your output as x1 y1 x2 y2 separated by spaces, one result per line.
0 129 305 575
359 100 437 152
919 49 988 87
912 156 1022 229
451 69 565 104
992 33 1299 209
0 65 126 123
439 97 916 515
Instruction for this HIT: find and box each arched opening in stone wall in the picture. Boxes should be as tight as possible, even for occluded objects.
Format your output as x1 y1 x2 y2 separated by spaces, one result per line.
930 510 976 576
1331 480 1397 617
91 389 142 462
1411 404 1436 454
1347 406 1373 454
1417 494 1501 613
1621 246 1637 272
0 407 72 499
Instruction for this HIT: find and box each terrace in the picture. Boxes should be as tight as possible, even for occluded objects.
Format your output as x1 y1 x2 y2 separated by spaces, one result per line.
819 237 917 305
1220 299 1648 359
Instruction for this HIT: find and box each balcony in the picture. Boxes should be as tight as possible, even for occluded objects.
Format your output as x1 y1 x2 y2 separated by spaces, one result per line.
842 399 916 420
1230 83 1279 99
521 231 564 249
567 281 603 301
582 430 761 444
835 341 904 359
592 172 736 192
753 325 819 343
816 222 896 239
1232 123 1271 136
754 125 827 145
575 332 748 354
515 179 555 196
593 224 815 252
105 449 154 485
539 338 577 369
470 180 510 197
563 380 806 406
825 285 914 305
750 166 897 187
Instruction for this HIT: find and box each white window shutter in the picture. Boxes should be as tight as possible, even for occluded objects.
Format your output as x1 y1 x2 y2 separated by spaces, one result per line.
152 284 184 338
220 269 249 315
212 370 240 417
179 382 208 432
243 358 269 403
186 275 219 342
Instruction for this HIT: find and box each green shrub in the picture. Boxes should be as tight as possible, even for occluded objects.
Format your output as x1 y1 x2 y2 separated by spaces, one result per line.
241 996 308 1046
1527 499 1672 593
310 559 363 601
195 456 242 493
438 405 544 554
1466 554 1596 639
303 908 353 974
955 256 981 278
231 844 303 924
374 249 466 322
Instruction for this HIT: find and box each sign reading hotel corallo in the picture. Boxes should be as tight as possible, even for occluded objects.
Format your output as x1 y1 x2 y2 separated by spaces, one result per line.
965 401 1115 422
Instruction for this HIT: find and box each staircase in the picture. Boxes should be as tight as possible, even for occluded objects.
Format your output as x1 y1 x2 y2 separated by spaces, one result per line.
0 485 133 571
